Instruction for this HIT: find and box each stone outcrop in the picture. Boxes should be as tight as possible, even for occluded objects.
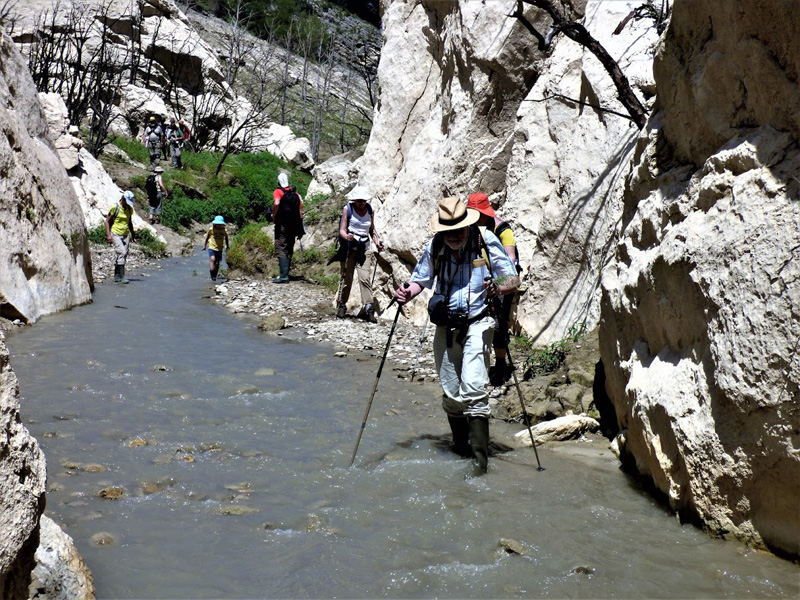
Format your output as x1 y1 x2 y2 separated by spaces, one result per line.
356 0 658 343
29 515 94 599
12 0 314 168
0 332 47 598
0 29 93 324
600 1 800 557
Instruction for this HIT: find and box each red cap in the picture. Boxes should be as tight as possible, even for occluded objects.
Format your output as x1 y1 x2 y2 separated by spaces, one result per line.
467 193 495 218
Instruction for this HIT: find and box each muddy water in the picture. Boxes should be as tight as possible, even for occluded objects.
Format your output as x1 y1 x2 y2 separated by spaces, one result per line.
7 255 799 599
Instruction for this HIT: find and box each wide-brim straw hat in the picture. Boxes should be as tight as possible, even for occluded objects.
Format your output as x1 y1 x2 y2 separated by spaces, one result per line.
430 197 481 233
467 192 495 218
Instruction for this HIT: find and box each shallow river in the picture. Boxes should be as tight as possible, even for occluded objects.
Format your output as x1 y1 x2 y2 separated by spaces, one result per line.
7 254 799 599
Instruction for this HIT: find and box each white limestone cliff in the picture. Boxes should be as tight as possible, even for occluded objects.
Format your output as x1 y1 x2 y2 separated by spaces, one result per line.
357 0 658 342
600 0 800 557
0 30 93 324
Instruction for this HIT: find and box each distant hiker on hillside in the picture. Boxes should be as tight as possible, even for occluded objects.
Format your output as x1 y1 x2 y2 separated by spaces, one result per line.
177 119 192 151
105 190 137 284
167 118 184 168
467 192 520 385
145 166 168 224
393 196 519 474
333 185 384 321
142 116 164 168
202 215 229 282
272 172 304 284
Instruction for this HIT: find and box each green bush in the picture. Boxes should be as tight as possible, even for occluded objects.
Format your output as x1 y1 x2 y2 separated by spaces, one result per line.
226 223 275 272
520 322 587 378
87 224 107 245
292 246 324 266
110 137 148 163
136 227 168 258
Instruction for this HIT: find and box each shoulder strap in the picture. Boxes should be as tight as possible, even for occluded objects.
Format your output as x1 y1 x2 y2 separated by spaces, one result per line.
476 226 493 277
494 221 511 237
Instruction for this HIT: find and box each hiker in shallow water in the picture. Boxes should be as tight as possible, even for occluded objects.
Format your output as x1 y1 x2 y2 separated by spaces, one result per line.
394 196 519 474
467 192 521 385
272 172 303 284
202 215 229 281
105 190 137 284
333 185 384 321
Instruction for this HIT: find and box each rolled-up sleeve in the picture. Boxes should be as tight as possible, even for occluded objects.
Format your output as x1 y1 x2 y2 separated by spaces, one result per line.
410 241 435 289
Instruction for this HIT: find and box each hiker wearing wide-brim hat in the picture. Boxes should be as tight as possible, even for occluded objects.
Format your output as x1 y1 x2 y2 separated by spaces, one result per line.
467 192 520 385
202 215 229 282
393 196 519 475
332 184 384 321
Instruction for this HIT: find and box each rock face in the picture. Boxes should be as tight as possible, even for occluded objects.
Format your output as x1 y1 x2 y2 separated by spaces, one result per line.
11 0 314 168
29 515 94 600
600 1 800 557
0 333 47 598
358 0 658 341
0 29 93 323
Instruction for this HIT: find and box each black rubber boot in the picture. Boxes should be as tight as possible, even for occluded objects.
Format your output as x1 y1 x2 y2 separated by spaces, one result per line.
468 416 490 474
119 265 129 284
113 264 121 283
447 416 471 458
273 258 290 283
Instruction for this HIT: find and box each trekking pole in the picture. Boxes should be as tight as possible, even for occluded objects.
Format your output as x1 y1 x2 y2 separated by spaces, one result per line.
409 314 429 382
506 349 545 471
370 250 380 288
350 284 408 467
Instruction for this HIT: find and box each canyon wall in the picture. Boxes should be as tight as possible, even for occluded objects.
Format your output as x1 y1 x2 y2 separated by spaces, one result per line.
361 0 657 343
0 30 92 324
600 0 800 556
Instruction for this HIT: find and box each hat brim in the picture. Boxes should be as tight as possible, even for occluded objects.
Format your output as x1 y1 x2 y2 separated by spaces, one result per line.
430 207 481 233
473 206 495 218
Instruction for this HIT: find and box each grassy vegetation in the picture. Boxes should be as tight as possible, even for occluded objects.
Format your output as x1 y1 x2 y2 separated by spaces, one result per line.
516 322 588 378
97 135 346 287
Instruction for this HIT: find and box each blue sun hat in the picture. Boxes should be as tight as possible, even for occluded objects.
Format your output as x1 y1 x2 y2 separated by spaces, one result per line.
122 190 135 204
212 215 225 225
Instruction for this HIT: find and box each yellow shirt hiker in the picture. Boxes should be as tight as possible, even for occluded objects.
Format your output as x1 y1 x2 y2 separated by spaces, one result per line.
202 215 229 281
105 191 137 283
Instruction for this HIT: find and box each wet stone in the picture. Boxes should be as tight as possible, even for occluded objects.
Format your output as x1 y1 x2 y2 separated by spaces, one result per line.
98 486 125 499
220 505 259 516
498 538 525 555
91 532 116 546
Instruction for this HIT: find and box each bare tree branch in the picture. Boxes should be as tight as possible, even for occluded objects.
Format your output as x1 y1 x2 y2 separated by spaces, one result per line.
515 0 648 129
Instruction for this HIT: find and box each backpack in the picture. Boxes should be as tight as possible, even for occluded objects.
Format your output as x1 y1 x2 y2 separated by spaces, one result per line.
276 186 302 233
180 123 191 141
146 125 162 147
145 174 158 202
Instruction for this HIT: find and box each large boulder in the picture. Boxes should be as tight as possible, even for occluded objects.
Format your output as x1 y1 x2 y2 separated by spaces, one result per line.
600 0 800 558
0 29 92 324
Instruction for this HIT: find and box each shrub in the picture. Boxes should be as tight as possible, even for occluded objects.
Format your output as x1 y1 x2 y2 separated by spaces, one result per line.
135 227 168 258
87 224 107 245
226 223 275 273
110 137 149 164
521 322 587 378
